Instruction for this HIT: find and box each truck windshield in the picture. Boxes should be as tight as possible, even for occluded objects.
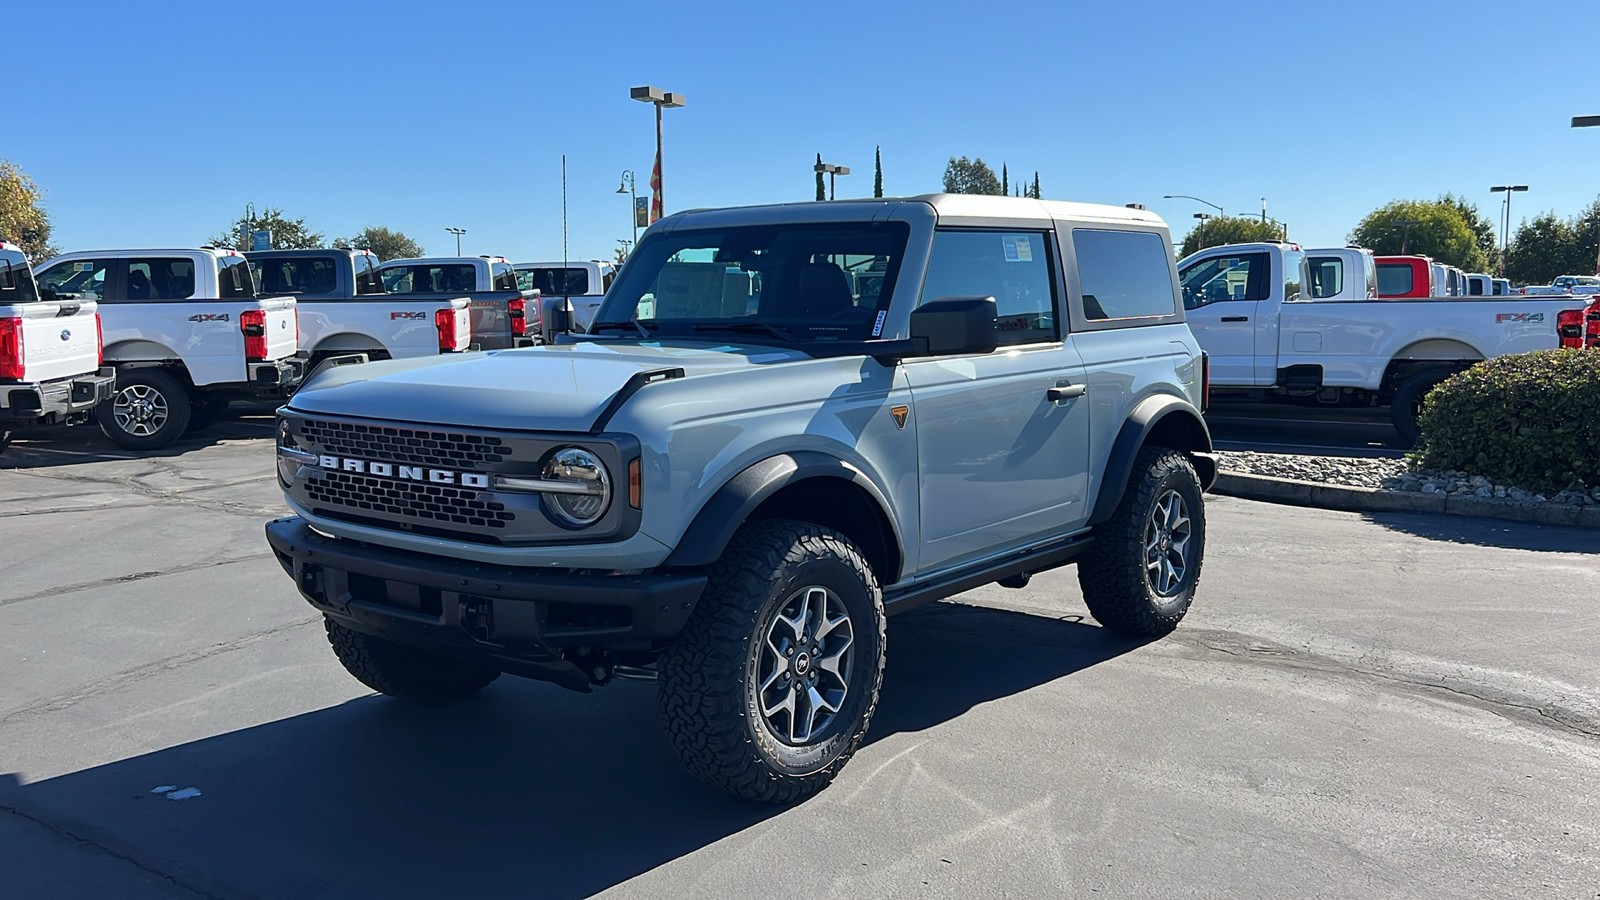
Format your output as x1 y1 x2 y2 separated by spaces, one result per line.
592 222 909 344
383 264 476 293
0 250 40 303
518 267 589 296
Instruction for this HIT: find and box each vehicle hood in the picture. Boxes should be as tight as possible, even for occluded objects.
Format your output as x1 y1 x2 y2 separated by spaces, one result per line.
286 341 810 432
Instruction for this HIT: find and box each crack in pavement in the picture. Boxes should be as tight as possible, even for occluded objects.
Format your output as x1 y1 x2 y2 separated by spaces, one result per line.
0 553 276 608
4 465 284 520
1169 627 1600 741
0 804 221 899
0 616 321 726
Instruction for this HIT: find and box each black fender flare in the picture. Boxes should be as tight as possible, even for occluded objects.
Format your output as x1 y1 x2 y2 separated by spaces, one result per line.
1089 395 1216 526
664 451 904 574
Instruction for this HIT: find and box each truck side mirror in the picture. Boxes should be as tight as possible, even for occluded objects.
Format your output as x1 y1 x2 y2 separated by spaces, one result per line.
909 296 999 356
541 295 572 343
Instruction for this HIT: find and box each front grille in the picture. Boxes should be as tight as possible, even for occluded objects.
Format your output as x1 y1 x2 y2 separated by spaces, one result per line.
300 418 512 469
306 470 514 531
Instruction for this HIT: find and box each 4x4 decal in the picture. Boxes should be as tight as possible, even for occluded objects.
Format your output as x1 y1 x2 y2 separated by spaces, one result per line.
1495 312 1545 323
187 313 231 323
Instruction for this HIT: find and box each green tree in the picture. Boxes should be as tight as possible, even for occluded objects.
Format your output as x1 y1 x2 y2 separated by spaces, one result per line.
213 206 324 250
1440 193 1499 273
1001 163 1009 196
873 146 883 198
942 156 1002 195
1347 199 1487 271
1504 197 1600 285
1179 215 1290 257
0 160 58 261
1030 171 1040 200
333 225 423 261
815 153 826 202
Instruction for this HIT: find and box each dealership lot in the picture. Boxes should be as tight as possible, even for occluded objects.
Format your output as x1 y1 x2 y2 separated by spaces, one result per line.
2 418 1598 898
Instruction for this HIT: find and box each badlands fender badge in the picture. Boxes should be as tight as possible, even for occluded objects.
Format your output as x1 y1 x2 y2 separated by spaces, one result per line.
890 405 909 430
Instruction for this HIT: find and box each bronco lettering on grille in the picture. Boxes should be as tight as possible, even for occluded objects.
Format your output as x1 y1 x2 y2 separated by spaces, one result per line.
314 454 490 488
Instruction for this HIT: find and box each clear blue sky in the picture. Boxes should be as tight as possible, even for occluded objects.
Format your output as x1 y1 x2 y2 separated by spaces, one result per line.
10 0 1599 262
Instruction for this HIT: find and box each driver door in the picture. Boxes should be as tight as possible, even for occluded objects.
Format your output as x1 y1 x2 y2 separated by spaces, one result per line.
1179 250 1269 386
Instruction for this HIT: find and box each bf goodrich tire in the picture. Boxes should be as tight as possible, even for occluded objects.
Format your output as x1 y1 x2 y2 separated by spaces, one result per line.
658 520 886 804
96 368 191 450
1390 366 1456 447
324 617 500 701
1079 447 1206 636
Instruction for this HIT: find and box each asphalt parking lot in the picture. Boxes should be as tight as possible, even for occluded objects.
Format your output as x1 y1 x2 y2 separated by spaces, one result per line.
3 415 1598 898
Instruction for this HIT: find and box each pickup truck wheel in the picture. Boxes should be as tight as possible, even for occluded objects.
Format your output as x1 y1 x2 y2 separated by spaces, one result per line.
1390 366 1456 447
658 520 886 804
185 400 231 433
1079 447 1205 636
323 617 499 701
95 369 191 450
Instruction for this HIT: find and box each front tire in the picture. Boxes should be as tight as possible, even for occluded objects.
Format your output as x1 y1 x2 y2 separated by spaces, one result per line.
658 520 886 804
324 618 500 701
96 368 191 450
1079 447 1206 636
1390 366 1456 447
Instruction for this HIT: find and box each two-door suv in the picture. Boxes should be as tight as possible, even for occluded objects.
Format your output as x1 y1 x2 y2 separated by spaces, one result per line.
266 195 1217 802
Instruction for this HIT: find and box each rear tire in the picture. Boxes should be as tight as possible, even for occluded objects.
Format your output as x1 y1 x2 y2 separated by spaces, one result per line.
96 369 191 450
658 520 886 804
1079 447 1206 636
324 617 500 701
1390 366 1457 447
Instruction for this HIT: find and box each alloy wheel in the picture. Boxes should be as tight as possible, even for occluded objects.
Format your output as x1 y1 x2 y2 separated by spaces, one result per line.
1144 489 1193 597
113 384 170 437
754 585 855 745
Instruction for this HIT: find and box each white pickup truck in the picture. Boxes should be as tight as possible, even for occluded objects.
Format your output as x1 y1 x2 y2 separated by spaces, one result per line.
247 248 471 368
34 247 304 450
1179 241 1595 442
376 255 537 349
513 259 614 331
0 241 115 453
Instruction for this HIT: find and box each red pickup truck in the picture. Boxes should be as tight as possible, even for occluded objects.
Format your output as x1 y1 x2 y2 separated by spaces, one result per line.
1374 255 1435 299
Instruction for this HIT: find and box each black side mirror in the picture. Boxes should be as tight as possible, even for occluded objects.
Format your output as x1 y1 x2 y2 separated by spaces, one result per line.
909 296 999 356
541 295 572 342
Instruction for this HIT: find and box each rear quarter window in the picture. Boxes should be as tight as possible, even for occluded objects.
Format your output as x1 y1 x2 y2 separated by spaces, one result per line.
0 251 40 302
217 256 256 299
1073 229 1177 321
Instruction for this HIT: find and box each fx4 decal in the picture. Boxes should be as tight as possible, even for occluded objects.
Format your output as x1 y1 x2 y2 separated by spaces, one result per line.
1495 312 1545 323
187 313 231 323
390 311 426 320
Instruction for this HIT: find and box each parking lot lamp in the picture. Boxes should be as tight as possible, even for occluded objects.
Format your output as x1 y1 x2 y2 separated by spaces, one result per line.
814 161 851 200
1163 194 1224 217
1572 116 1600 273
617 171 638 246
1489 185 1529 276
631 86 686 222
445 227 466 256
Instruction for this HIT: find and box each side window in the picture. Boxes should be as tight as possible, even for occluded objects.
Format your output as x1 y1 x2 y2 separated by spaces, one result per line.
38 258 111 302
1306 257 1344 299
492 262 517 291
919 230 1058 346
1179 251 1269 310
127 258 196 300
0 252 40 302
602 269 616 292
354 255 384 294
1073 229 1177 321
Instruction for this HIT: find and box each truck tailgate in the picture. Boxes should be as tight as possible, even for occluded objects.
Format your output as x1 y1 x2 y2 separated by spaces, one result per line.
1 299 100 383
259 295 299 361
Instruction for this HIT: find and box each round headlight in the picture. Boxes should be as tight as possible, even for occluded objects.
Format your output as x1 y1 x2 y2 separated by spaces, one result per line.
541 447 611 527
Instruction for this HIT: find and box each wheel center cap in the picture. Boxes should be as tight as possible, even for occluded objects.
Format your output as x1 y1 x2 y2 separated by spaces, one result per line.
793 651 811 675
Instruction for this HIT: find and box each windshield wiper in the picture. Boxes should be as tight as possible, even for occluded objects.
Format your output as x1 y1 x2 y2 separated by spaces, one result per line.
691 321 794 343
589 318 657 338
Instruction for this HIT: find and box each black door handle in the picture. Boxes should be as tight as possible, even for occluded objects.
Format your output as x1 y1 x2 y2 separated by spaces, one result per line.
1047 384 1087 402
1220 316 1249 322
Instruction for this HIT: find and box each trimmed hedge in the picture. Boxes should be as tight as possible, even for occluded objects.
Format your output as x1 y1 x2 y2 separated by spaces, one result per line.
1415 349 1600 493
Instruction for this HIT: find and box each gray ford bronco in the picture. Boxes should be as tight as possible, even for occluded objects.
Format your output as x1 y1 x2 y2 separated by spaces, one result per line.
265 194 1216 803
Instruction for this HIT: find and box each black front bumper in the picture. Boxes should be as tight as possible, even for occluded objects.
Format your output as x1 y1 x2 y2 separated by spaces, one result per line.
0 368 115 424
265 516 707 673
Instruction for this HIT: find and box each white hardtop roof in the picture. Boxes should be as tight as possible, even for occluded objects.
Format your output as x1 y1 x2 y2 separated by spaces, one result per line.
513 260 614 269
378 256 505 266
47 247 240 258
672 194 1167 227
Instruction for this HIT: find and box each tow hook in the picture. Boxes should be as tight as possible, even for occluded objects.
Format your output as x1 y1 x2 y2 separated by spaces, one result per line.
564 647 614 686
998 572 1031 589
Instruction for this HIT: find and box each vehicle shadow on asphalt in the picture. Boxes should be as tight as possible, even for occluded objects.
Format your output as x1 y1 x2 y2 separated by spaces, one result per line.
0 603 1140 898
1361 511 1600 553
1 414 275 471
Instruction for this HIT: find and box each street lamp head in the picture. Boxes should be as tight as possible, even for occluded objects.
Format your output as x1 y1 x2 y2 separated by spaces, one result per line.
617 181 628 194
662 92 686 108
1572 115 1600 128
834 166 850 176
814 162 831 173
630 85 665 104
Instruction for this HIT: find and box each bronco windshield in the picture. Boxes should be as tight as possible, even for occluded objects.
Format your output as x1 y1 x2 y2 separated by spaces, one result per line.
591 222 909 343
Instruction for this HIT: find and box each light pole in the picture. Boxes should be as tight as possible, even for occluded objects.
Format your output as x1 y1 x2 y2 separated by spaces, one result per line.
445 227 466 256
617 170 638 247
814 161 851 200
1393 218 1421 254
1489 185 1528 276
1572 116 1600 273
1163 194 1224 217
1192 212 1213 248
630 85 686 223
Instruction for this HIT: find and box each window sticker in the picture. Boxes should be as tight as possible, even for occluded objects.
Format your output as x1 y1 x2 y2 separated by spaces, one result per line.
871 309 887 337
80 262 96 271
1002 236 1033 263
